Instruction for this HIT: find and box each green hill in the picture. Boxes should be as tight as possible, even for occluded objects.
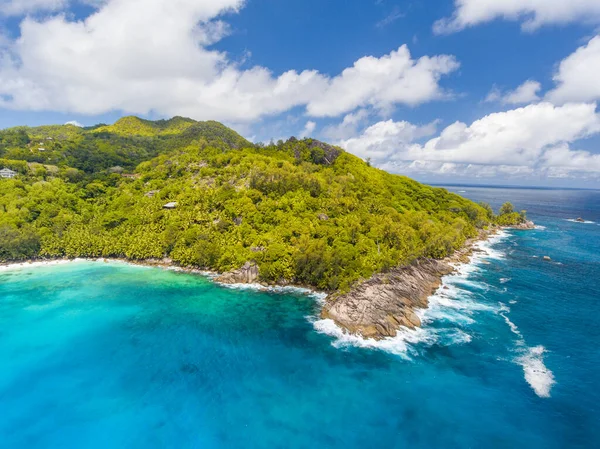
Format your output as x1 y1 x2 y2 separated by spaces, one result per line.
0 117 523 291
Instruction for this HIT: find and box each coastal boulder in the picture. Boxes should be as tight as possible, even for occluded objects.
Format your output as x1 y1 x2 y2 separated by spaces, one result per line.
321 259 453 340
216 262 260 284
510 220 536 230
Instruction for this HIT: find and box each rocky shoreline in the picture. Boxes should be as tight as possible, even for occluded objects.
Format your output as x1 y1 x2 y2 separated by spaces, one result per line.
320 223 534 340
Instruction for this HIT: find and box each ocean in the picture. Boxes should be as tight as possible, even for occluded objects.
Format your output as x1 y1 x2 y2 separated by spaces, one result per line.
0 186 598 448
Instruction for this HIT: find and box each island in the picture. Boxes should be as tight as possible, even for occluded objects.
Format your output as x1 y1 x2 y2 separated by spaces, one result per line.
0 117 531 339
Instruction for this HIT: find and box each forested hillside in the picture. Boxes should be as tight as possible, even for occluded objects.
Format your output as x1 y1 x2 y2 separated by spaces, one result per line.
0 117 524 290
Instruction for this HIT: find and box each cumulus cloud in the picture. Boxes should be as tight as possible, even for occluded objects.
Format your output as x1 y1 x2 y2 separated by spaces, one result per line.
306 46 459 117
546 36 600 104
65 120 83 127
321 109 370 140
434 0 600 34
0 0 458 122
486 80 541 105
339 102 600 179
340 119 439 161
300 120 316 138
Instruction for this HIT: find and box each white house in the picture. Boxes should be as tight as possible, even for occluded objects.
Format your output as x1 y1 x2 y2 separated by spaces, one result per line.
0 168 17 179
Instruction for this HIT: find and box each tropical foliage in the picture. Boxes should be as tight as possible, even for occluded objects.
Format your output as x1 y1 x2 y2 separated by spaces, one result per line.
0 116 517 291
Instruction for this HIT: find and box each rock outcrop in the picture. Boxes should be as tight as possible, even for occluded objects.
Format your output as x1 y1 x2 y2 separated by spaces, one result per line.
216 261 259 284
321 259 453 340
510 220 535 230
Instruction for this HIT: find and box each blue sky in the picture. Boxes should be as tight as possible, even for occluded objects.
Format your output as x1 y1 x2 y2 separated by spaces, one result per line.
1 0 600 187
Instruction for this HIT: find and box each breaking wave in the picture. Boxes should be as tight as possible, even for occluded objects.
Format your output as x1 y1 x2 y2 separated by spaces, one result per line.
517 346 556 398
499 302 556 398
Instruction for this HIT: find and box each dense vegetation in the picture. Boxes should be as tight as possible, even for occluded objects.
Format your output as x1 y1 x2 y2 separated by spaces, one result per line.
0 117 525 291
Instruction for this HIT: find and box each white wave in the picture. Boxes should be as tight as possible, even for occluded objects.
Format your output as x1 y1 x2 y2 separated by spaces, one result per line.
517 346 555 398
535 225 546 230
0 259 76 272
565 218 595 224
218 281 327 301
500 278 511 284
498 302 556 398
448 329 473 344
312 318 431 358
313 318 472 358
498 303 522 338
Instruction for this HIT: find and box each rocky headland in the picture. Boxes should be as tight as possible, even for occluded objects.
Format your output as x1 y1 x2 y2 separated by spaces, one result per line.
320 227 513 340
320 259 453 339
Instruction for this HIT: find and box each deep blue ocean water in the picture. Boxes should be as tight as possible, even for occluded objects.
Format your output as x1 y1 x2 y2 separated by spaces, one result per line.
0 186 599 448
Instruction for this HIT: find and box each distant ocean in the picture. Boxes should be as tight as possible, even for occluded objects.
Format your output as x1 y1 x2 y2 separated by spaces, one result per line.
1 186 598 448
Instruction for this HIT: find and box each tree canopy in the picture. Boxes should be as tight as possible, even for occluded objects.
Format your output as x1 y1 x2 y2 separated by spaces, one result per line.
0 116 519 291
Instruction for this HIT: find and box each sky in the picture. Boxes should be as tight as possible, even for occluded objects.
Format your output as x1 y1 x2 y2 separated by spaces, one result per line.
1 1 600 188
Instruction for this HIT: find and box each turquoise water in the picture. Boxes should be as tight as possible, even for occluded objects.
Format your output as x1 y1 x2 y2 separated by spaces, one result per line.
1 187 599 448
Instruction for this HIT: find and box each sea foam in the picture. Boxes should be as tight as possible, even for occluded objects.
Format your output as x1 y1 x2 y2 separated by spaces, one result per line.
0 259 77 272
517 346 556 398
218 281 328 302
498 302 556 398
565 219 595 224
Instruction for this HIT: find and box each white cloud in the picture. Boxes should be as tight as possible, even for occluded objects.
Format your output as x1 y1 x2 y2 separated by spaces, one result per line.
306 46 459 117
376 7 404 29
321 109 370 140
300 120 316 138
0 0 459 122
339 102 600 180
340 119 439 161
1 0 67 16
546 36 600 104
434 0 600 34
486 80 541 105
65 120 83 127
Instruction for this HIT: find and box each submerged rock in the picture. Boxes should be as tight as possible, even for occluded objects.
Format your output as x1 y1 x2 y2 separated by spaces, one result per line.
321 259 453 340
216 262 259 284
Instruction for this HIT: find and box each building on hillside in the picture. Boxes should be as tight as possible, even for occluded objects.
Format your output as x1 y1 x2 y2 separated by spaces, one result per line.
0 168 17 179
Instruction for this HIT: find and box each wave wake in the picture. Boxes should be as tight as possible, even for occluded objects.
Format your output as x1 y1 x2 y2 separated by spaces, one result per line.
499 302 556 398
517 346 556 398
